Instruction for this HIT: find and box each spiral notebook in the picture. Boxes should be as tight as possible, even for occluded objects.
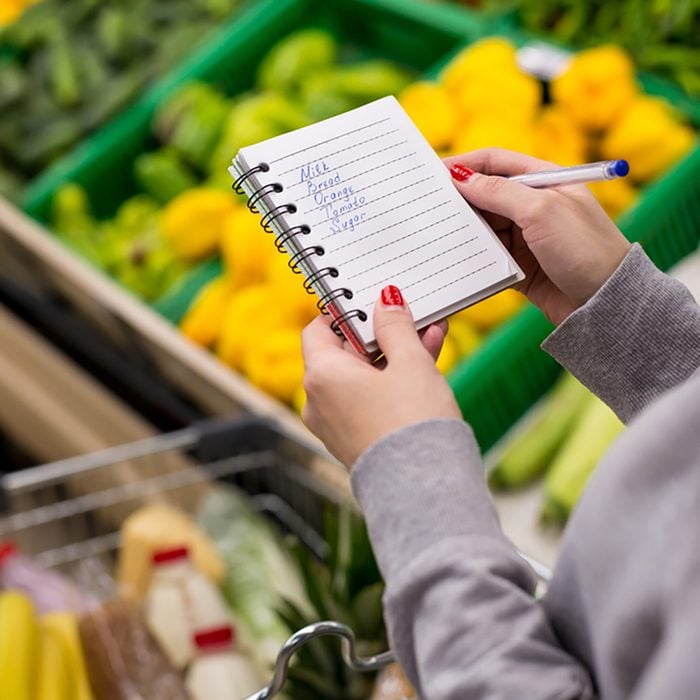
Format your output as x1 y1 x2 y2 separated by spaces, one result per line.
229 96 523 354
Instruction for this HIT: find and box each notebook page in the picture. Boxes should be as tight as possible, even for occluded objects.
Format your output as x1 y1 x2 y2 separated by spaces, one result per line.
237 96 522 349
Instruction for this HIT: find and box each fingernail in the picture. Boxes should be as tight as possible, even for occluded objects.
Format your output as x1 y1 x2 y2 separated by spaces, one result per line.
450 165 474 182
381 285 404 307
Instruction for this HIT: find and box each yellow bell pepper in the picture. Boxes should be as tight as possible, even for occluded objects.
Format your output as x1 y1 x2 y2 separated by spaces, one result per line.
436 336 460 375
601 95 695 183
265 253 320 327
160 188 238 261
453 289 526 331
242 329 305 405
451 117 537 157
0 0 36 26
534 106 587 166
453 70 541 126
399 82 458 150
441 38 520 93
587 179 638 221
551 45 638 131
216 284 292 370
221 205 277 288
180 276 233 348
446 317 481 357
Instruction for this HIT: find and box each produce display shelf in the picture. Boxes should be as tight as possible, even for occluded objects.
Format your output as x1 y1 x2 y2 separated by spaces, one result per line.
446 26 700 451
12 0 700 459
21 0 488 221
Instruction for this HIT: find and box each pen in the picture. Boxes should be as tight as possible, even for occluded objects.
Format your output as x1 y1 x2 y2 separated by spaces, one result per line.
508 159 629 188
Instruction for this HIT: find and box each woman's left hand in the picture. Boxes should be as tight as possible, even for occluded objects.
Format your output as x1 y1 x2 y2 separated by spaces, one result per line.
301 285 462 468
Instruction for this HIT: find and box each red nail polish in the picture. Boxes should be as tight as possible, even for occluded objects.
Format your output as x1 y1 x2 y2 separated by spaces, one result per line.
450 164 474 182
381 285 404 307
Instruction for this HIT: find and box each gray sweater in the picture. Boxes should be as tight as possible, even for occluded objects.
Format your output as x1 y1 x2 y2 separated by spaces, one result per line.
351 244 700 699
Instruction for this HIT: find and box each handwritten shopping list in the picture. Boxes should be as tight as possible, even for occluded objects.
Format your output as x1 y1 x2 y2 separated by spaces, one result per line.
237 96 520 345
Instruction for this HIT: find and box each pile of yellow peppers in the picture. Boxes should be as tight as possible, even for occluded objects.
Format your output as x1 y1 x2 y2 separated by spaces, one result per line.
165 190 316 408
168 186 520 407
174 38 696 411
400 39 696 220
0 0 37 26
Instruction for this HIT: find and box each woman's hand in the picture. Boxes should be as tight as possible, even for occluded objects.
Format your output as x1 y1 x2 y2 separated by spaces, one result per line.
445 148 632 325
302 286 461 468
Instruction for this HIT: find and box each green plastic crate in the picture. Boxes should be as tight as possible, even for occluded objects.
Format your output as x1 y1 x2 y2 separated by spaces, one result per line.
22 0 490 322
22 0 488 221
447 31 700 452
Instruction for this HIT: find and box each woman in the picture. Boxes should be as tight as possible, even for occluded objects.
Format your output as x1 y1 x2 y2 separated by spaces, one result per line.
301 148 700 699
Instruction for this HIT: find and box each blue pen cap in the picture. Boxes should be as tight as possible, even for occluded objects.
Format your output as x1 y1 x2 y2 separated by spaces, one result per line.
611 159 630 177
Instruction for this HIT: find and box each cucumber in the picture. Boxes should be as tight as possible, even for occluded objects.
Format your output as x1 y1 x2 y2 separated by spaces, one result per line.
489 372 591 490
541 395 625 524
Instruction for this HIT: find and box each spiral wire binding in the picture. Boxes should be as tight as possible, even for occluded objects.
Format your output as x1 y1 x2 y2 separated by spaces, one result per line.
261 203 297 233
235 162 369 340
316 287 353 315
303 266 339 294
274 225 310 253
232 162 269 194
247 182 283 213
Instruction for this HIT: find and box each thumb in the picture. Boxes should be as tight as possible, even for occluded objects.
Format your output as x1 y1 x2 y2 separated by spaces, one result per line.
373 285 428 364
449 165 542 224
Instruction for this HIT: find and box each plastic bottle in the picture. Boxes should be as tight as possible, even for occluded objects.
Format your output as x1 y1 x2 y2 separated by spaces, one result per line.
144 545 231 669
186 625 264 700
0 541 90 614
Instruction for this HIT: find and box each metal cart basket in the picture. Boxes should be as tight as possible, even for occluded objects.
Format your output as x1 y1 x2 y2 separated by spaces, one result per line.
0 416 551 699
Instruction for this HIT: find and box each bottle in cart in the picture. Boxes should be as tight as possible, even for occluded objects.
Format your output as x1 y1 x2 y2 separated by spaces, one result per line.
186 624 264 700
145 545 232 669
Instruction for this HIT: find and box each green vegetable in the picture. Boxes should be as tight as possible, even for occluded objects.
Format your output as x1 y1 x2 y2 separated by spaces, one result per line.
0 0 244 183
541 395 625 524
48 30 81 108
496 0 700 97
489 373 591 490
154 83 231 171
330 60 414 103
134 149 198 204
208 92 311 174
51 184 103 265
257 28 338 92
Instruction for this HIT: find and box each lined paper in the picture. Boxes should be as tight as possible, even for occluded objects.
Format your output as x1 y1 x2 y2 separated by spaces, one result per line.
235 96 522 350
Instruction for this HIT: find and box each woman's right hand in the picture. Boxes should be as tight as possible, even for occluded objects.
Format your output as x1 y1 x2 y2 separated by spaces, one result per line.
444 148 632 326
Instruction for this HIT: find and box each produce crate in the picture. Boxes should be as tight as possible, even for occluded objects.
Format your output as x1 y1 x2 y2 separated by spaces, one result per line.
446 31 700 451
21 0 488 221
0 0 267 200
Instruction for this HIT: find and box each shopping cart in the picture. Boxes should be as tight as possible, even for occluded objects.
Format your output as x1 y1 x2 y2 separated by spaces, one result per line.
0 416 551 699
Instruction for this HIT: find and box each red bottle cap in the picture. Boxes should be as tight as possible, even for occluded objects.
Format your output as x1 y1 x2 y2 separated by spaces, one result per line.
0 541 17 566
151 545 189 565
193 625 236 651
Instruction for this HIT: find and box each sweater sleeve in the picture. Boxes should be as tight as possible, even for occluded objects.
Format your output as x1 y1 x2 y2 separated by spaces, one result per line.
542 243 700 423
351 419 595 700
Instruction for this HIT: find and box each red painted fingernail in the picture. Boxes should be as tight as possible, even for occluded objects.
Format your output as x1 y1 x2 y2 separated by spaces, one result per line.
450 165 474 182
381 285 404 307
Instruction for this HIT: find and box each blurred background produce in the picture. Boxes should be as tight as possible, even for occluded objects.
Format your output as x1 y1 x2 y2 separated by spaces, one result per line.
488 0 700 98
0 0 245 201
401 38 696 220
44 28 699 411
0 479 393 699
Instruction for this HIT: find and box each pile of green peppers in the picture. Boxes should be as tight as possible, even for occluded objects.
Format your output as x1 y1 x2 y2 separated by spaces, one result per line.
491 0 700 97
0 0 242 201
131 29 414 200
